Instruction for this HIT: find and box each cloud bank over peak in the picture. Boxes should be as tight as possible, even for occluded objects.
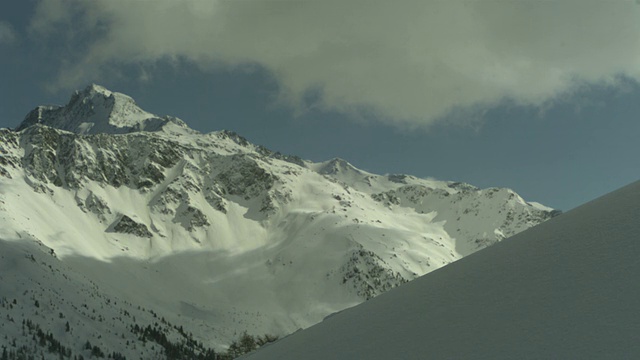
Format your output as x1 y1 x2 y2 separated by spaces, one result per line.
30 0 640 128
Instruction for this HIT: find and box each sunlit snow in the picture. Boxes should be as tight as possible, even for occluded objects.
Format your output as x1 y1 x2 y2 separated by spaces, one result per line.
245 180 640 359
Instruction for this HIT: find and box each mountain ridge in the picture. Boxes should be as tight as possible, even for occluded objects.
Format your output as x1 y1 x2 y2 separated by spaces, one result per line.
0 85 558 357
244 179 640 359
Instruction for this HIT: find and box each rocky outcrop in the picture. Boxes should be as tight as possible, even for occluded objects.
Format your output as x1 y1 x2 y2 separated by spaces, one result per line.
112 215 153 238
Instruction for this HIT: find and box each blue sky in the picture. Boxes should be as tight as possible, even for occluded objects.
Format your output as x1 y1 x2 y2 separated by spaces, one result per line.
1 1 639 211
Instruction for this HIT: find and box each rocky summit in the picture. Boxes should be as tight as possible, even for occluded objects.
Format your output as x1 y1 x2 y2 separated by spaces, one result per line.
0 85 558 359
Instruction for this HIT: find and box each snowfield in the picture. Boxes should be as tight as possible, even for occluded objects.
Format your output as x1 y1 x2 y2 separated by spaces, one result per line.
244 180 640 359
0 85 557 358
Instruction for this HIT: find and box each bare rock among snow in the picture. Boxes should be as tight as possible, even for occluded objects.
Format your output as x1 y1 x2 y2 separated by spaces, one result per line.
111 215 153 238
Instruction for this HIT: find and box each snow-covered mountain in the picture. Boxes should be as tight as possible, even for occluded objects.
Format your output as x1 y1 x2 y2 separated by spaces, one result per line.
0 85 557 358
16 84 193 135
243 180 640 360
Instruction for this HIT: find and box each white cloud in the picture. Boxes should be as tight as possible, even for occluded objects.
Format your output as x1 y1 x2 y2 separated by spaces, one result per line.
30 0 640 128
0 21 17 44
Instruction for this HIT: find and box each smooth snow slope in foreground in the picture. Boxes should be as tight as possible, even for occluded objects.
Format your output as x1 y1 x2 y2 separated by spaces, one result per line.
245 180 640 359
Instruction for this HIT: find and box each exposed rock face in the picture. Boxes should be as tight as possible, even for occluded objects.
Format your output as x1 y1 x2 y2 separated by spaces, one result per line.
112 215 153 238
340 248 408 300
18 125 184 190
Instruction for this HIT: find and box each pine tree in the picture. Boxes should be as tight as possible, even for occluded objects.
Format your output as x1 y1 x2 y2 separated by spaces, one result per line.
239 332 257 354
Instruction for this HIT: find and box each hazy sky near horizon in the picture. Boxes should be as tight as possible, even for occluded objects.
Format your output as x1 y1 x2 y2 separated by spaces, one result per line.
1 0 639 211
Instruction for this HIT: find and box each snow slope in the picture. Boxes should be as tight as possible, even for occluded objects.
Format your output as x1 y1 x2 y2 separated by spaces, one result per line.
244 180 640 359
0 238 217 359
0 85 557 356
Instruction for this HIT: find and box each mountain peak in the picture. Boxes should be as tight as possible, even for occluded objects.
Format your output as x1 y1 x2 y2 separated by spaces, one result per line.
84 83 113 95
16 84 191 135
317 158 361 175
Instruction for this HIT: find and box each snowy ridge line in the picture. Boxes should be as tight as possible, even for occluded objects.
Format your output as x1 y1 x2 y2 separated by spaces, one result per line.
0 85 557 357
